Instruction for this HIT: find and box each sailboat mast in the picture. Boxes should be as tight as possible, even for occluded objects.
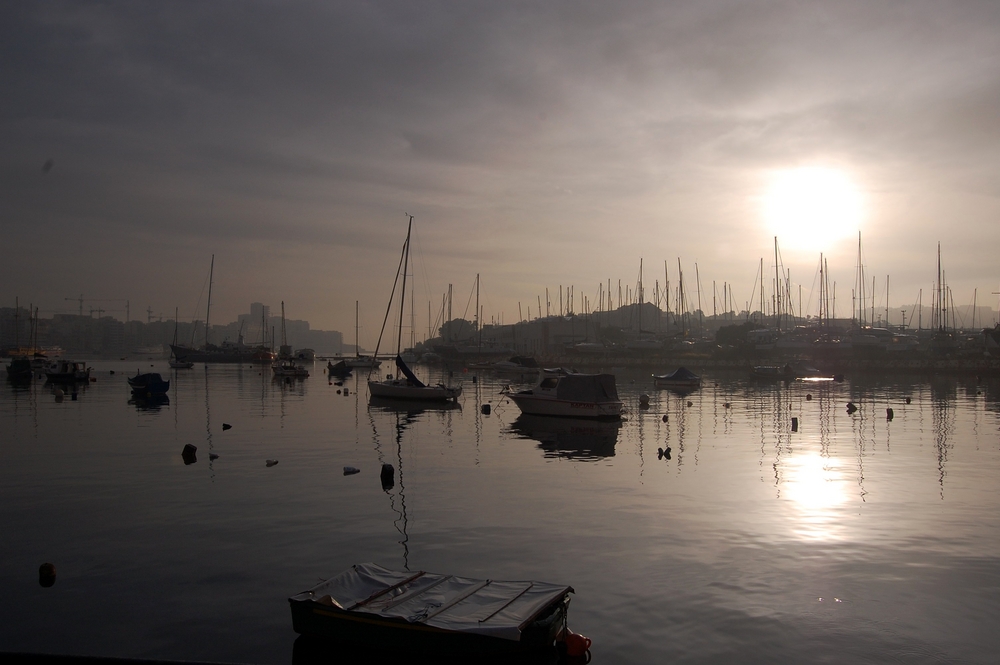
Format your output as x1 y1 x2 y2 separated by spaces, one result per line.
410 266 415 350
205 254 214 346
396 215 413 355
355 301 360 357
281 301 287 347
774 237 781 331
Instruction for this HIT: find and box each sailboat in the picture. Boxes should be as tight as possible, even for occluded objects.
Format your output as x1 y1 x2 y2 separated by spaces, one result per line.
169 307 195 368
344 301 382 368
170 255 275 364
368 216 461 402
272 302 309 377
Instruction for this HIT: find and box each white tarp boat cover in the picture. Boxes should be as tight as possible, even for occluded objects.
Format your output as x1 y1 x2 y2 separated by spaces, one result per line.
290 562 573 642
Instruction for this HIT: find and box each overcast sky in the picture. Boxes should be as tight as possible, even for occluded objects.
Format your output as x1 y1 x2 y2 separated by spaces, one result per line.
3 1 999 344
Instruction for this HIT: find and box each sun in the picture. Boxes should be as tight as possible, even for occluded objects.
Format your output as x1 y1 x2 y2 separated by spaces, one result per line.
761 167 864 252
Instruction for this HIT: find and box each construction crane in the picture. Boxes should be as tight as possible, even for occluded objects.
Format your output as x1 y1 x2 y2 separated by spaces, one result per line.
64 296 130 320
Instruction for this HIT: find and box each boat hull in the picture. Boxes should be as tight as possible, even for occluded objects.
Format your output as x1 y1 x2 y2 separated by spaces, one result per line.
289 597 567 655
653 379 700 389
273 364 310 378
44 361 91 382
6 358 32 380
368 380 461 401
127 373 170 394
507 393 622 418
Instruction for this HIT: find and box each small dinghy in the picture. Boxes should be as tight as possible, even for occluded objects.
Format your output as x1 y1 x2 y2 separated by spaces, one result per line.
127 371 170 395
289 562 573 654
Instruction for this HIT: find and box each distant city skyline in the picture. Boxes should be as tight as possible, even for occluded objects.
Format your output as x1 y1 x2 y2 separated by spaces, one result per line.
4 2 1000 344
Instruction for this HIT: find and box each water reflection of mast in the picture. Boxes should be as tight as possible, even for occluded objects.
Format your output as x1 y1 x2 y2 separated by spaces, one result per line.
849 392 868 503
204 365 215 479
474 371 483 466
368 407 411 570
932 387 953 500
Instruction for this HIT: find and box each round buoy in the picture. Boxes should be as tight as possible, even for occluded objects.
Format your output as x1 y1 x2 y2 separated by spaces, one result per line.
806 394 812 401
662 414 668 422
39 563 56 588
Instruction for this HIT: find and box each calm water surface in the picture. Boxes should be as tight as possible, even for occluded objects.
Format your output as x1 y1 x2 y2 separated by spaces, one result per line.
2 361 1000 663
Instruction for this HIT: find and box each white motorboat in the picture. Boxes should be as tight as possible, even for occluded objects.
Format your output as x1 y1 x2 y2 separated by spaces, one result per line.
504 368 622 418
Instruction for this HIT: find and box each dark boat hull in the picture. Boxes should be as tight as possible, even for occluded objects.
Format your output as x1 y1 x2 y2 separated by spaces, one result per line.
288 595 568 655
128 373 170 395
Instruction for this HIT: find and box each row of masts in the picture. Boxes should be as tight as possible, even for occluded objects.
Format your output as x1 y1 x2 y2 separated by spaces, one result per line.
413 235 979 342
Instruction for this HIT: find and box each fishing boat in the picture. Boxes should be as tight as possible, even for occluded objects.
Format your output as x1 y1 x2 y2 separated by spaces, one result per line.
127 371 170 395
288 562 573 654
368 216 462 402
45 360 92 382
504 368 622 419
652 366 701 390
273 360 310 378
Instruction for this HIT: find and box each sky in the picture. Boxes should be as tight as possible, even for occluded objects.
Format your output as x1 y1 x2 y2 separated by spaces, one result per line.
3 1 1000 345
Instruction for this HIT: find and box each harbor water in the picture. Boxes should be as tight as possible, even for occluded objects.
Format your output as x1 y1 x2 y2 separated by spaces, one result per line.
2 361 1000 663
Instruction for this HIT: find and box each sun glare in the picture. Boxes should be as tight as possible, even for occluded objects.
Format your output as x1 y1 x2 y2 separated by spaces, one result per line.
782 451 848 541
762 167 863 252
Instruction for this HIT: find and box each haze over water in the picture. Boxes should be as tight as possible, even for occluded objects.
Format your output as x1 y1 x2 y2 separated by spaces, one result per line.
3 363 1000 663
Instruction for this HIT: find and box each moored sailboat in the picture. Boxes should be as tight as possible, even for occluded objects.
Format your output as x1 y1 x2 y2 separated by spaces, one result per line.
345 301 382 368
368 215 461 402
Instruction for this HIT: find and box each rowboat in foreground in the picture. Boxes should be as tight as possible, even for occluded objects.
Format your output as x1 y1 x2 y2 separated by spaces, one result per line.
289 562 573 654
